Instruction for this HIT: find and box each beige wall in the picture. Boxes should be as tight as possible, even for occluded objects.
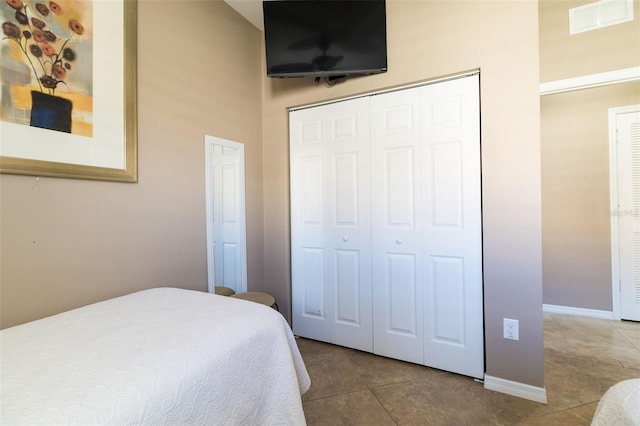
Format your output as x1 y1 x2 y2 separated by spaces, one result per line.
0 0 264 328
539 0 640 312
262 1 544 387
541 82 640 310
539 0 640 82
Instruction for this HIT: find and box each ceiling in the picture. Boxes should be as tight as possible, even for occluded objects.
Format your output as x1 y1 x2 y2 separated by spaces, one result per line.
224 0 264 31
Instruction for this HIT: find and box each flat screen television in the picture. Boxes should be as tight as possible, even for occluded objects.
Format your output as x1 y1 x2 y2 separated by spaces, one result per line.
263 0 387 78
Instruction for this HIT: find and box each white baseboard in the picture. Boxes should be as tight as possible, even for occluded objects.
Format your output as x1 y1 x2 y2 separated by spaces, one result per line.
484 375 548 404
543 304 614 320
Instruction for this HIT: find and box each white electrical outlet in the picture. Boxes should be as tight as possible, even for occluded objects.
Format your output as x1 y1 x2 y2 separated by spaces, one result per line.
503 318 519 340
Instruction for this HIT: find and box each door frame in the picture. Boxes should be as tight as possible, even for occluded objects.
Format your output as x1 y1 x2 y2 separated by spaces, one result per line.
608 104 640 319
204 135 248 294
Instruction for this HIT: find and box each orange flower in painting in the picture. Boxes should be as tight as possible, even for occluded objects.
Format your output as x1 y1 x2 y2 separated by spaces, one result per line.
68 19 83 35
48 1 61 14
6 0 23 10
41 42 54 56
32 28 45 42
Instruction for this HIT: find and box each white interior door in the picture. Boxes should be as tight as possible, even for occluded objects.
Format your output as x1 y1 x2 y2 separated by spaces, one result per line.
615 109 640 321
420 75 483 378
205 136 247 294
370 88 424 364
290 98 373 351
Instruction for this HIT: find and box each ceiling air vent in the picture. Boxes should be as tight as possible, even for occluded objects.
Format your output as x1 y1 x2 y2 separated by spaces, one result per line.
569 0 634 35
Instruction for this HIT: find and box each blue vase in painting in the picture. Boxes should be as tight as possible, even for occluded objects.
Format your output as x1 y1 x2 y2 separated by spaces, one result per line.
30 91 72 134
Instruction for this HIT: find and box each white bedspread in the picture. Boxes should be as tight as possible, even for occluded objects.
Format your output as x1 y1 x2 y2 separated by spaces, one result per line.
0 288 310 425
592 378 640 426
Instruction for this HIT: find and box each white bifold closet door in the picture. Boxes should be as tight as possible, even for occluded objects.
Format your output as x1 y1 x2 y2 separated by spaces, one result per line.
370 76 483 378
421 76 483 378
370 87 424 364
289 97 374 352
290 74 483 378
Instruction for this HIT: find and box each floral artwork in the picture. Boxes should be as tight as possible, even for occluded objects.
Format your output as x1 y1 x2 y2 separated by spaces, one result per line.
1 0 92 135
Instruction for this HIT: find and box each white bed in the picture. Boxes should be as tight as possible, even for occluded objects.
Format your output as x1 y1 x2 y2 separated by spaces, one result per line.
591 378 640 426
0 287 311 425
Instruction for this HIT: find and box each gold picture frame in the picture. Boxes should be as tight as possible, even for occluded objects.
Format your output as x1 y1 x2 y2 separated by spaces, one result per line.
0 0 137 183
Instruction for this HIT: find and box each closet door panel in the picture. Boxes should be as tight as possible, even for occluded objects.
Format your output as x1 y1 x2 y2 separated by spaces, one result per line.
371 88 424 364
421 75 484 378
334 153 359 225
301 156 324 226
301 247 326 319
297 155 328 336
327 99 373 351
335 249 361 324
430 256 465 343
291 108 330 341
290 98 373 352
386 253 418 335
430 142 463 228
386 147 417 226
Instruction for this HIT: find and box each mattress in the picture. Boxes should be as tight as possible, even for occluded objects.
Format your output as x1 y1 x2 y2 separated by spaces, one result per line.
591 378 640 426
0 288 311 425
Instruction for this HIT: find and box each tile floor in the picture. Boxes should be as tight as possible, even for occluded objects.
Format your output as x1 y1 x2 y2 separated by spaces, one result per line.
298 312 640 425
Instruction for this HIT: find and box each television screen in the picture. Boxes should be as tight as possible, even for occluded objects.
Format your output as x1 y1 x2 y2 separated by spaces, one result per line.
263 0 387 78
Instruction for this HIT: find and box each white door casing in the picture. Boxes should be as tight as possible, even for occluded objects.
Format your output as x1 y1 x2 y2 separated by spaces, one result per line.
205 136 247 294
610 106 640 321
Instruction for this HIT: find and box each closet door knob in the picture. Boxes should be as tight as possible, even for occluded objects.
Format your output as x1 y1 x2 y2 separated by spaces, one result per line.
396 239 402 244
343 236 349 242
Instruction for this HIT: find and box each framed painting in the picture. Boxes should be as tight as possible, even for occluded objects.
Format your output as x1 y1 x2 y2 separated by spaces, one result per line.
0 0 137 182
